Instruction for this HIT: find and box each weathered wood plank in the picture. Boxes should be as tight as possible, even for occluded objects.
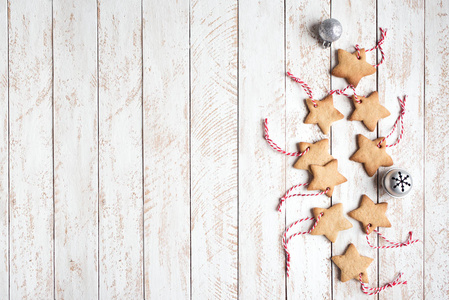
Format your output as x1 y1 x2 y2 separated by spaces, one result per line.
142 0 190 298
424 0 449 299
424 1 449 299
285 1 332 299
0 0 7 298
98 0 143 298
238 0 285 298
378 0 424 299
190 0 238 298
8 0 53 298
53 0 98 298
331 0 378 298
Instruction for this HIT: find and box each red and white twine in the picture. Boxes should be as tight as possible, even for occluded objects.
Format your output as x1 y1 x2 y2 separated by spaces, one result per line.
287 71 361 104
329 84 360 103
359 272 407 295
282 213 323 277
355 27 388 68
278 184 329 212
286 72 317 107
377 95 407 148
365 224 419 249
264 118 310 157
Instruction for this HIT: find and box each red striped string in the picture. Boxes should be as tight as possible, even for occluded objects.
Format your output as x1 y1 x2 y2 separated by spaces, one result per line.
287 72 361 104
365 224 419 249
377 95 407 148
359 272 407 295
355 28 387 68
282 213 323 277
286 72 317 107
329 84 361 103
278 184 329 212
264 118 310 157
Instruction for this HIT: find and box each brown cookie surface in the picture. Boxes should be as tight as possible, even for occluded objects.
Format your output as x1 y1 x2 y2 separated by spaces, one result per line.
293 139 334 172
331 49 376 87
308 159 347 197
349 91 390 131
304 95 344 135
332 243 374 283
310 203 352 243
348 195 391 234
350 134 393 177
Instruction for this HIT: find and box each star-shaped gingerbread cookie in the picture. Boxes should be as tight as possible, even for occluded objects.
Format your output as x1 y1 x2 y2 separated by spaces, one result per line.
293 139 334 172
310 203 352 243
348 195 391 234
332 243 374 283
349 91 390 131
304 95 344 135
350 134 393 177
331 49 376 87
308 159 347 197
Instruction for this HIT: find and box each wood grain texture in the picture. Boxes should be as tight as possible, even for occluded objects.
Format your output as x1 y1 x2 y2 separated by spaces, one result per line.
378 0 424 299
425 1 449 298
190 0 238 298
1 1 448 298
238 0 285 298
0 0 7 298
331 0 378 298
53 0 98 298
8 0 53 298
98 0 143 298
285 0 331 299
142 0 190 298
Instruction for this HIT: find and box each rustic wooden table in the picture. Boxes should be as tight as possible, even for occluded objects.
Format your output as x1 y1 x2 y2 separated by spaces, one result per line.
1 0 448 299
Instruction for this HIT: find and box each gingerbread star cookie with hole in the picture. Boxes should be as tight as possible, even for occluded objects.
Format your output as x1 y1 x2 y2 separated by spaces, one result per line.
311 203 352 243
332 243 374 283
293 139 334 172
331 49 376 88
304 95 344 135
308 159 347 197
348 195 391 234
349 91 390 131
350 134 393 177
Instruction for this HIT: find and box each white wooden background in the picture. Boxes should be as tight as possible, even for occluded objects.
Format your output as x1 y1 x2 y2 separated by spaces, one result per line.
0 0 447 299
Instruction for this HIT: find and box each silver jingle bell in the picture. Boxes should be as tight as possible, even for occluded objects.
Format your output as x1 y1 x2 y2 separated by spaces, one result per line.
382 168 413 198
318 18 343 48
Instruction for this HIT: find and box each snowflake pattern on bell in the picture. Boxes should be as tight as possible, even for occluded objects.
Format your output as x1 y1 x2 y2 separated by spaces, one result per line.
392 172 411 192
382 169 413 198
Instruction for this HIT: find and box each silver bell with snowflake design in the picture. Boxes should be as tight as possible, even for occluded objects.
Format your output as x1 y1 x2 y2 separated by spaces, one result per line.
382 168 413 198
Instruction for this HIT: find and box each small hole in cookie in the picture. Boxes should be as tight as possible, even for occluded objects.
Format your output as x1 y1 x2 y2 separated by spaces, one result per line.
313 104 318 108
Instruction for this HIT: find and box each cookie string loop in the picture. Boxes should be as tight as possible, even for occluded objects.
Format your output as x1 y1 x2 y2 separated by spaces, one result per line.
365 223 419 249
329 84 361 103
282 213 323 277
377 95 407 148
355 27 387 68
286 72 318 107
278 183 330 212
359 272 407 295
264 118 310 157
